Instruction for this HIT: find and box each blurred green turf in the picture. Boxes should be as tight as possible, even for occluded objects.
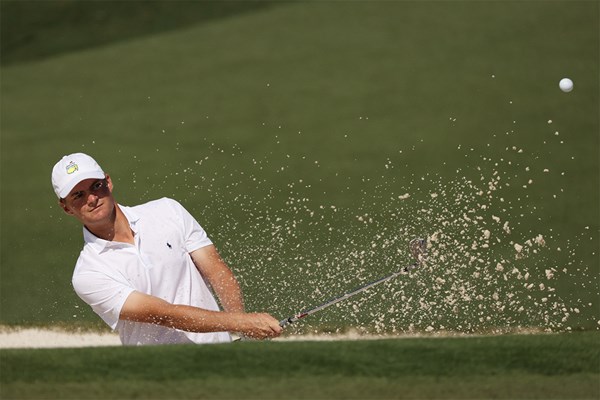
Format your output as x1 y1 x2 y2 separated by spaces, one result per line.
0 0 278 66
1 332 599 399
1 1 598 331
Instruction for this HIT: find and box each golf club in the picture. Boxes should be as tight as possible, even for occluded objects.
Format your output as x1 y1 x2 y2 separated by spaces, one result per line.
279 237 428 328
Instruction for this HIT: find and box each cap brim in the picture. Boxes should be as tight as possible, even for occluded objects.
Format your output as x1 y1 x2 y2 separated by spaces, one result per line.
57 171 106 199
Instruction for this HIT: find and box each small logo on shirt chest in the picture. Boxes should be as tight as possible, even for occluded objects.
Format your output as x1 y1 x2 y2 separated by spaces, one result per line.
166 242 172 249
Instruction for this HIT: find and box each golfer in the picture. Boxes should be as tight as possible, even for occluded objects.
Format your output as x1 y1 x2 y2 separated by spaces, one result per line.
52 153 282 345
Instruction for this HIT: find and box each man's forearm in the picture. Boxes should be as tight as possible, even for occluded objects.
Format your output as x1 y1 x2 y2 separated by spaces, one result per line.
119 291 281 339
190 246 245 313
211 271 245 313
152 303 247 333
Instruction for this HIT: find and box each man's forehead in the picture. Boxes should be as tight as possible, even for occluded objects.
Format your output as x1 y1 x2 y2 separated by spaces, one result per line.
68 178 101 195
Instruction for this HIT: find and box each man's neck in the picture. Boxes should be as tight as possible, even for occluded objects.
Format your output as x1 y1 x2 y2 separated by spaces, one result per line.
86 204 134 244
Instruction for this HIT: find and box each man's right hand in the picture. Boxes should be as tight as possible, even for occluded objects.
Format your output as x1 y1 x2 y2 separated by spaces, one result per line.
238 313 283 339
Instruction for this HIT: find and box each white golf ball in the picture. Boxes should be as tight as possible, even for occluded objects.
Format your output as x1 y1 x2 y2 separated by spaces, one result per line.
559 78 573 93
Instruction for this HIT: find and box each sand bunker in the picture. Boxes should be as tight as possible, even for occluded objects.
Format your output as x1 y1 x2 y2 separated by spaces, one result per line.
0 326 551 349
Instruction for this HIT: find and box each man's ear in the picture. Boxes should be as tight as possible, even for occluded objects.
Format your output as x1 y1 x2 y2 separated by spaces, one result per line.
59 199 74 216
106 174 113 193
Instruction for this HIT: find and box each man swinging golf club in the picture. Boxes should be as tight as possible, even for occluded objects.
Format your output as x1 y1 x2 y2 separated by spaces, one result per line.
52 153 282 345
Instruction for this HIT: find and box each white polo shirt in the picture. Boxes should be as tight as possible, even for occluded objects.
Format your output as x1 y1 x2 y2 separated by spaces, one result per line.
72 197 231 345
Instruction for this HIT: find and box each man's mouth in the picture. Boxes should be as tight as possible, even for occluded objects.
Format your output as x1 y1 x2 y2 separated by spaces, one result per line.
89 203 103 213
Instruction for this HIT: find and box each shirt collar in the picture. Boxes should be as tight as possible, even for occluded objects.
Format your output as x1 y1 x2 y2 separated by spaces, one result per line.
82 204 141 253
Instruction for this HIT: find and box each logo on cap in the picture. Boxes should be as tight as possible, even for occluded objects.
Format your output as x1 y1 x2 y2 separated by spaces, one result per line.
66 161 79 175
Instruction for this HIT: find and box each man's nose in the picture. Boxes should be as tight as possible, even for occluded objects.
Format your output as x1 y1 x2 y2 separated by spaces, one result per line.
86 192 99 205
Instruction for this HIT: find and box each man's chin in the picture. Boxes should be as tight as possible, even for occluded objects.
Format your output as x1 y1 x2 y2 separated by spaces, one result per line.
87 203 112 220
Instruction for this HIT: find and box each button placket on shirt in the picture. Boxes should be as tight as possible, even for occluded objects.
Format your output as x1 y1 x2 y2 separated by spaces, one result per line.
134 231 154 270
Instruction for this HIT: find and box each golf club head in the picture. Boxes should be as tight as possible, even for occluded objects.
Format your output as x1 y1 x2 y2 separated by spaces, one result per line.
409 237 428 265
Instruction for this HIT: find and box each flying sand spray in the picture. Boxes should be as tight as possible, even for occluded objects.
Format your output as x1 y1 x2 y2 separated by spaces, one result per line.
279 237 429 328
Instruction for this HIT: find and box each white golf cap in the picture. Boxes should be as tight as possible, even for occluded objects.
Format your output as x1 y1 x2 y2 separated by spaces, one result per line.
52 153 105 198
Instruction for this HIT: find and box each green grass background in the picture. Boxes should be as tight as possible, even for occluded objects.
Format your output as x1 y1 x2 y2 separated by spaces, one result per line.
1 1 598 332
2 332 599 399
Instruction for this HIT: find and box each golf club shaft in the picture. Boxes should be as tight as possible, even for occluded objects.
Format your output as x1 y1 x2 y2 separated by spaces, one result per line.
279 261 418 328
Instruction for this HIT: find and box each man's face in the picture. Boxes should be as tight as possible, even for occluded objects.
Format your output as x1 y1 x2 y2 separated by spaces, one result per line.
60 176 115 226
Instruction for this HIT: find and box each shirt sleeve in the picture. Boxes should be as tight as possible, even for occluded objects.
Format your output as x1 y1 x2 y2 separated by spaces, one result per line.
165 198 213 253
72 266 135 330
